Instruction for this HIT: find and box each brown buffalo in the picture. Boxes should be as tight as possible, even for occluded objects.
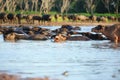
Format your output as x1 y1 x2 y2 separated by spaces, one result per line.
2 27 18 41
68 14 77 21
32 16 42 24
89 15 97 22
54 34 67 42
92 24 120 43
0 12 7 23
16 13 23 24
118 17 120 22
77 15 89 22
4 32 18 42
42 14 52 24
2 25 50 41
80 32 108 40
107 16 116 21
26 15 33 24
67 35 90 41
7 13 17 24
0 26 3 34
54 33 90 42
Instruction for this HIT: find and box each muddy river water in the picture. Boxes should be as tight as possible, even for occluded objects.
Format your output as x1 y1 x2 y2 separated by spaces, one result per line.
0 26 120 80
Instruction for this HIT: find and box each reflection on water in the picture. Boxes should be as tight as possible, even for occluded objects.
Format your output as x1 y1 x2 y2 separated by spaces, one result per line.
0 26 120 80
92 41 120 50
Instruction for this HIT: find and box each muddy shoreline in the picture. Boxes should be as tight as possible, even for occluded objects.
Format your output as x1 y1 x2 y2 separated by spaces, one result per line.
0 73 59 80
0 21 119 27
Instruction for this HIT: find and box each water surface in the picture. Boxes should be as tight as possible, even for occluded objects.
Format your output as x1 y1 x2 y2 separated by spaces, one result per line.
0 26 120 80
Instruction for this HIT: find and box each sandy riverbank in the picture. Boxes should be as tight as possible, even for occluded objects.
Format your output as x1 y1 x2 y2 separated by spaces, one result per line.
0 21 119 27
0 73 59 80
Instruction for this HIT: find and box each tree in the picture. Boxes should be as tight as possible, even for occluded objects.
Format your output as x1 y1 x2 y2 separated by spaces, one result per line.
31 0 38 11
9 0 17 12
85 0 100 16
0 0 17 12
101 0 111 13
69 0 85 13
0 0 6 12
40 0 55 14
24 0 29 11
111 0 120 21
17 0 24 11
60 0 71 14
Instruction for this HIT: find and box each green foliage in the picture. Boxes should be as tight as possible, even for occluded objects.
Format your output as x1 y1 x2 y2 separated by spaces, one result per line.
48 11 58 15
94 13 120 17
1 0 120 16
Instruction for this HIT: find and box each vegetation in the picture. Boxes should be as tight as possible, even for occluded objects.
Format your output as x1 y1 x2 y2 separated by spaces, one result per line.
0 0 120 22
0 0 119 14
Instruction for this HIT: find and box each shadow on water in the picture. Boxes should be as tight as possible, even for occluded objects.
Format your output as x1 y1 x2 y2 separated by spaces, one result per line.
92 40 120 50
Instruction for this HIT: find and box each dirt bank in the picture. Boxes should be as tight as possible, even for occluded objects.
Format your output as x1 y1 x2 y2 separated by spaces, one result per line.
0 21 119 27
0 73 59 80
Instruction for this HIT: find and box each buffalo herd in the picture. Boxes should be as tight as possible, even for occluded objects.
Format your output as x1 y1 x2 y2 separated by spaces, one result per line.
0 23 120 44
0 12 120 25
0 12 52 24
0 24 110 42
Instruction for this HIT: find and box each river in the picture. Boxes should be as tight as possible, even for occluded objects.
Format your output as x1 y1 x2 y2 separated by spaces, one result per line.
0 26 120 80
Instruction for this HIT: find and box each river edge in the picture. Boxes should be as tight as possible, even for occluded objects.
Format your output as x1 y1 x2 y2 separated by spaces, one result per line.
0 72 60 80
0 22 119 27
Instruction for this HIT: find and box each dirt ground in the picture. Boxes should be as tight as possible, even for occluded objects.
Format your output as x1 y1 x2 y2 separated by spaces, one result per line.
0 21 119 27
0 73 59 80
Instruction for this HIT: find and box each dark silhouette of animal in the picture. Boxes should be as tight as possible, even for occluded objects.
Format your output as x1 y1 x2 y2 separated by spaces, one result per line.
52 25 81 41
0 26 4 34
67 35 90 41
16 13 23 24
68 14 77 21
7 13 17 23
0 12 7 23
96 16 108 22
42 14 52 24
1 25 51 41
89 15 97 22
80 32 108 40
32 16 42 24
118 17 120 22
107 16 116 21
53 33 90 42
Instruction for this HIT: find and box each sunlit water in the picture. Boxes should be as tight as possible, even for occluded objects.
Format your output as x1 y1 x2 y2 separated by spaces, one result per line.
0 26 120 80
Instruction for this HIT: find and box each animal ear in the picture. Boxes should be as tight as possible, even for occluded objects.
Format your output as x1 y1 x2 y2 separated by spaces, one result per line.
97 25 104 30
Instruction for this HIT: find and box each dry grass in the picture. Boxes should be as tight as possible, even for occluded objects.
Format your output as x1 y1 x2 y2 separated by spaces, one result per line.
0 21 119 27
